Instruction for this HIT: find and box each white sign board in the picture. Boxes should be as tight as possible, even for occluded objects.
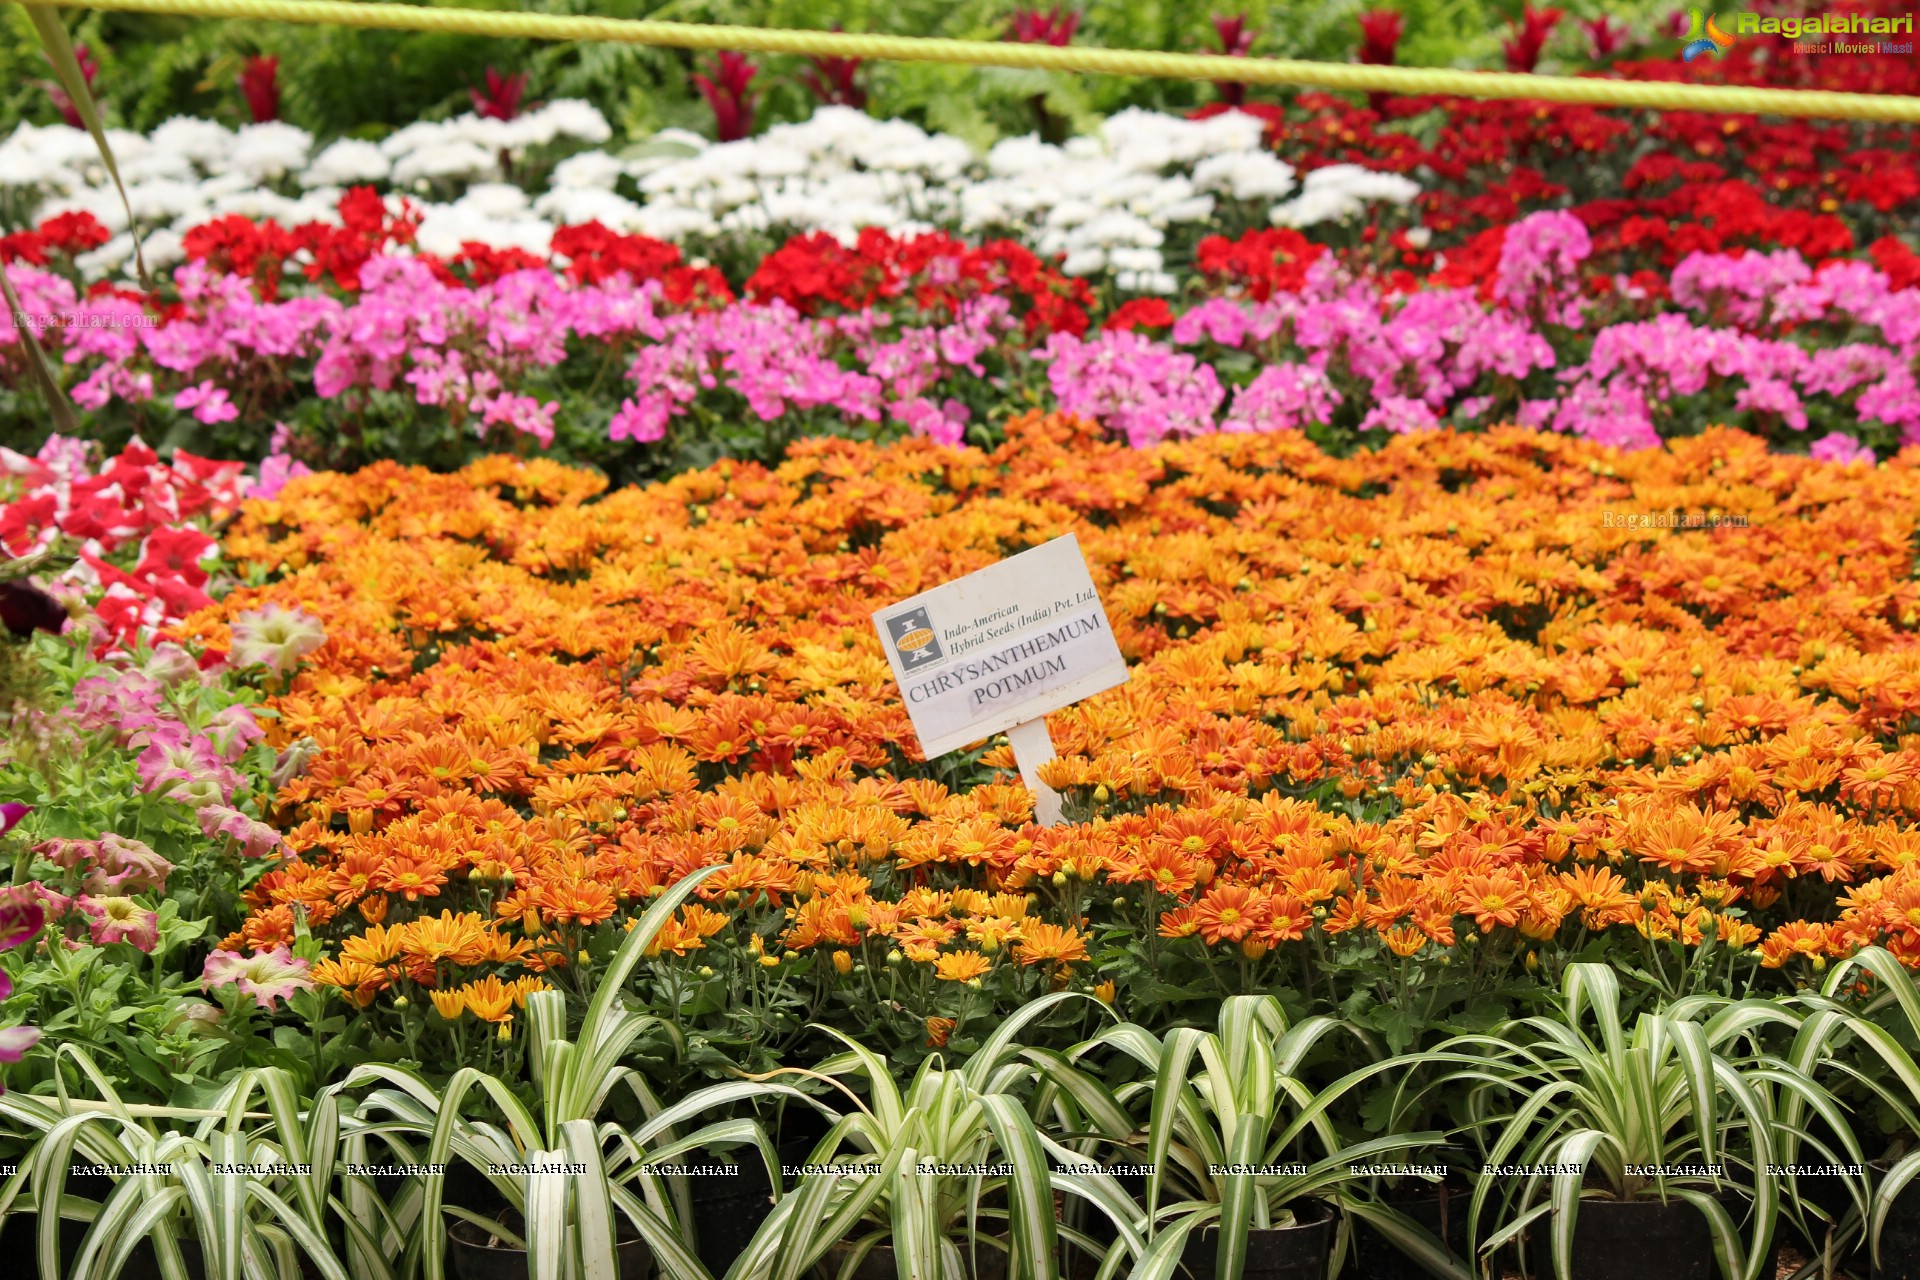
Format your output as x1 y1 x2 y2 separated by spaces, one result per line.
873 534 1128 822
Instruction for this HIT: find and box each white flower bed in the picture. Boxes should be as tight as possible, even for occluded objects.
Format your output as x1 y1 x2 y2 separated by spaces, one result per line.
0 104 1420 290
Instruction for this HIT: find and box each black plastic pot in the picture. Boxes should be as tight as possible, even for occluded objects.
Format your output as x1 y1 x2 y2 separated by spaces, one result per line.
1349 1179 1473 1280
824 1238 1008 1280
1875 1156 1920 1280
0 1170 129 1273
447 1215 653 1280
118 1237 206 1280
1075 1161 1147 1251
1178 1199 1336 1280
1509 1195 1768 1280
685 1145 781 1274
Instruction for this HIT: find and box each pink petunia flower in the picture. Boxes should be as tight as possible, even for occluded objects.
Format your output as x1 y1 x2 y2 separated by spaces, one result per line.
90 834 172 895
0 1026 41 1063
78 895 159 952
201 947 314 1011
196 804 285 859
228 603 327 673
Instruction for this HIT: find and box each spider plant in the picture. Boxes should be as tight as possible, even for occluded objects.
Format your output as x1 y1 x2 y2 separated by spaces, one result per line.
723 990 1104 1280
349 863 822 1280
1807 945 1920 1273
1416 962 1854 1280
1027 993 1467 1280
0 1049 360 1280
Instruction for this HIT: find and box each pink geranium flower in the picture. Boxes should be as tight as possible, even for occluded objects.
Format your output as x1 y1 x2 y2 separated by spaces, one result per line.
201 947 313 1010
0 804 27 838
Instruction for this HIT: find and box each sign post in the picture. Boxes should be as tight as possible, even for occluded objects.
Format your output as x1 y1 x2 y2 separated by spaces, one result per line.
872 533 1128 826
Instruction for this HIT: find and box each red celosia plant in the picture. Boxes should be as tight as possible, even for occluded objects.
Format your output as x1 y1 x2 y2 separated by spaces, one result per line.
1355 10 1403 112
469 67 527 122
1006 5 1081 45
801 30 867 110
41 42 99 130
1580 14 1630 61
1209 14 1256 106
1502 5 1564 73
238 55 279 123
1355 10 1403 64
1005 7 1080 143
693 52 759 143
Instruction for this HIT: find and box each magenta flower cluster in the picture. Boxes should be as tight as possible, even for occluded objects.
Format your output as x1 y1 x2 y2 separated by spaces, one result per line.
6 207 1918 467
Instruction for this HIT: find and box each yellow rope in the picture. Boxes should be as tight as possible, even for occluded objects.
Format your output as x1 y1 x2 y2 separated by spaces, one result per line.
19 0 1920 122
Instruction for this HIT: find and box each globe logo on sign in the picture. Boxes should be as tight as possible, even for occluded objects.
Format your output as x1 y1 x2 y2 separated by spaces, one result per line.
884 607 944 668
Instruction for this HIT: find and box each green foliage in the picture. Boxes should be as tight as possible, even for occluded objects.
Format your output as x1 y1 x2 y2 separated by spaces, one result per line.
1423 963 1857 1280
5 0 1685 147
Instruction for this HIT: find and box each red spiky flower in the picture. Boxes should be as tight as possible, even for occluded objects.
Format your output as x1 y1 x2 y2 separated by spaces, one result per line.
42 42 99 130
1006 6 1080 46
239 55 279 123
1356 10 1403 65
693 52 759 143
1502 5 1564 73
801 30 867 109
469 67 527 121
1580 14 1629 60
1209 14 1256 106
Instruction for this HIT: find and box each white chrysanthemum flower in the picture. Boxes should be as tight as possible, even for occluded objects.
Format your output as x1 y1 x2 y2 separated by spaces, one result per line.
75 232 136 277
1108 246 1164 273
533 186 645 229
1116 269 1178 295
149 116 234 169
413 207 553 257
1301 164 1420 204
630 202 719 240
454 182 533 218
227 122 312 181
550 150 626 190
1193 151 1295 202
118 148 199 187
392 139 500 186
207 188 312 222
303 139 390 187
138 227 187 271
1073 210 1163 249
1271 188 1362 227
985 135 1057 177
1060 247 1106 276
529 100 612 145
379 119 456 160
0 139 57 188
287 189 345 223
116 178 205 223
